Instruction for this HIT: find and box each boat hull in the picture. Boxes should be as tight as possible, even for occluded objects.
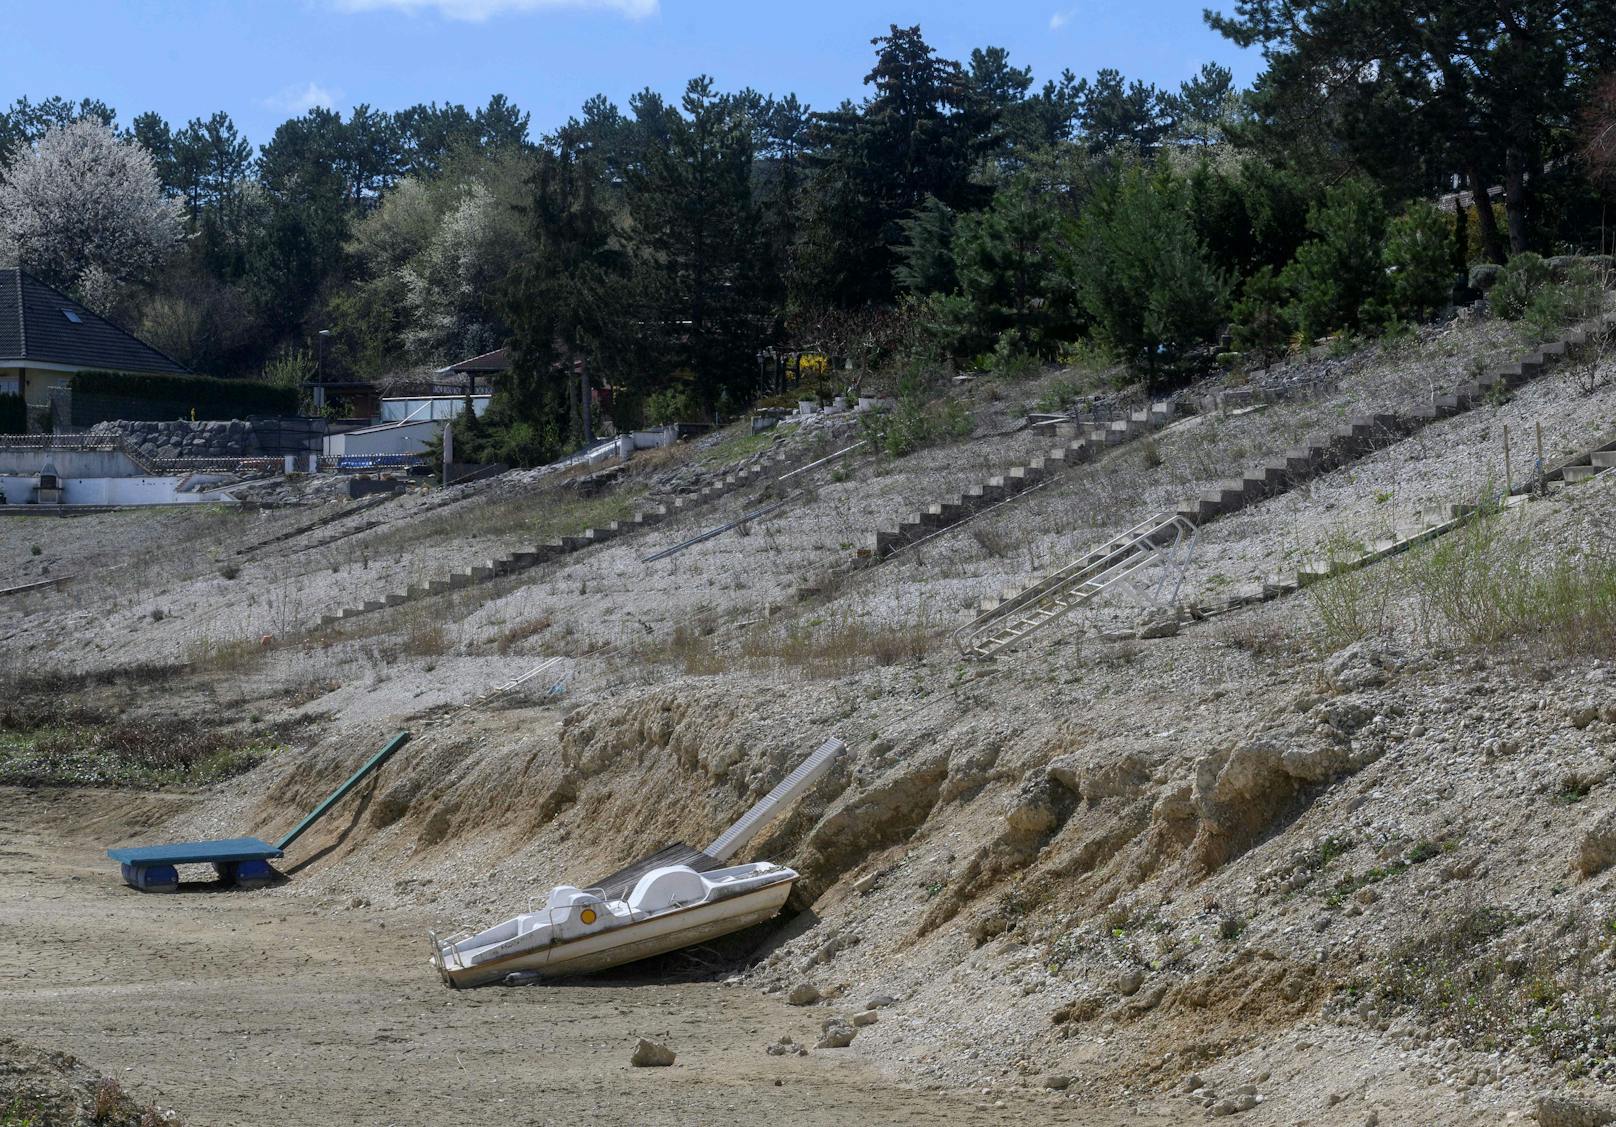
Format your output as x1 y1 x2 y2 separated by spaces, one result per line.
436 877 794 988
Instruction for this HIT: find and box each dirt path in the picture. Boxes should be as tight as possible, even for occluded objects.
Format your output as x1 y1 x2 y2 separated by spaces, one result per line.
0 787 1156 1127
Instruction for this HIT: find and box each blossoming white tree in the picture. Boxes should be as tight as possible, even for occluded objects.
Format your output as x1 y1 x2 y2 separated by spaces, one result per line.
0 118 183 309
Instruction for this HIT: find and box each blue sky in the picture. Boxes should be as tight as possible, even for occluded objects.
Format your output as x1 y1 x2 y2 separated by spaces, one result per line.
7 0 1261 148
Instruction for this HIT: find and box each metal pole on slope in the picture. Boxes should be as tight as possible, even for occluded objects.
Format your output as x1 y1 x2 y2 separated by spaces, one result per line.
1503 425 1512 495
274 732 412 852
1536 422 1546 495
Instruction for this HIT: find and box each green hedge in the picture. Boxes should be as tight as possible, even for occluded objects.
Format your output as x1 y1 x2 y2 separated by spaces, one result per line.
0 394 24 434
68 371 297 424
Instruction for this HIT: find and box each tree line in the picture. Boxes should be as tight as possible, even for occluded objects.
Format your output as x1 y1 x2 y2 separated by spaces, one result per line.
0 3 1613 466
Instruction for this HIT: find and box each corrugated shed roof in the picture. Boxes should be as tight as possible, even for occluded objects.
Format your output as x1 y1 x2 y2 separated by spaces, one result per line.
0 268 188 374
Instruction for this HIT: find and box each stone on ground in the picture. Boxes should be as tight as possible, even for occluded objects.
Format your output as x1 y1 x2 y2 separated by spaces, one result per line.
630 1039 675 1067
786 983 821 1006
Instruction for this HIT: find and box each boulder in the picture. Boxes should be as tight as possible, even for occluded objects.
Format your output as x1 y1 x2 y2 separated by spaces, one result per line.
1046 751 1149 802
630 1038 675 1067
1136 614 1180 640
816 1019 855 1049
786 983 821 1006
1319 642 1399 692
1280 742 1350 783
1537 1094 1616 1127
1577 809 1616 878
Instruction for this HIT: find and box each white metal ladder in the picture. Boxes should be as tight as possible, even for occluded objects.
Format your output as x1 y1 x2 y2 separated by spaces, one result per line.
955 513 1196 659
705 737 845 861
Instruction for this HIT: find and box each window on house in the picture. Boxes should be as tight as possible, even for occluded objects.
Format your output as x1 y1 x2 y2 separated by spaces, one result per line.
62 309 82 324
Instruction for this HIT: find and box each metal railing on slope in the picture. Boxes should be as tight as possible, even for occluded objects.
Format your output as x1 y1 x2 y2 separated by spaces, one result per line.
955 513 1197 659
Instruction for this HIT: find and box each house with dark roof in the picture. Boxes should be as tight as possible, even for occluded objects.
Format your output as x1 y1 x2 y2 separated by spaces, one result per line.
0 267 188 430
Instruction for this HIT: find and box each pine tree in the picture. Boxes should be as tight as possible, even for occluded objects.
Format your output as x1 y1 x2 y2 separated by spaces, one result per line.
627 76 763 412
952 180 1079 358
1077 69 1167 155
487 133 625 464
1165 63 1239 148
1072 164 1226 374
893 195 958 296
1282 178 1388 340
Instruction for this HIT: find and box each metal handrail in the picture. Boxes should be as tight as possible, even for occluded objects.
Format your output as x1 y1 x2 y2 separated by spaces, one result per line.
963 510 1176 635
954 513 1194 655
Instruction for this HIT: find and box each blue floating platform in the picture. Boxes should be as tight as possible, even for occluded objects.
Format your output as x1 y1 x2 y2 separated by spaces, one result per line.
103 732 412 892
108 838 284 892
107 836 283 867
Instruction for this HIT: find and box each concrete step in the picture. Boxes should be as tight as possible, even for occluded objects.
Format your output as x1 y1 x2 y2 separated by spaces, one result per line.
1564 464 1608 484
1241 471 1277 499
1590 450 1616 468
384 593 407 607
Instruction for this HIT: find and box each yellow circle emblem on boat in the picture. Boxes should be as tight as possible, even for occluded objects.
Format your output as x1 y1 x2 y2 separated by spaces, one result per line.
580 908 597 925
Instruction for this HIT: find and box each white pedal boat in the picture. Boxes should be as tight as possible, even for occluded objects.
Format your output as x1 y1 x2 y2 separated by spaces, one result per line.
431 861 797 987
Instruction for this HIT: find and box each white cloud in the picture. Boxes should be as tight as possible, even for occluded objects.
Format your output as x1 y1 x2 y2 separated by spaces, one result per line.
333 0 658 20
263 81 341 113
1049 8 1077 30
